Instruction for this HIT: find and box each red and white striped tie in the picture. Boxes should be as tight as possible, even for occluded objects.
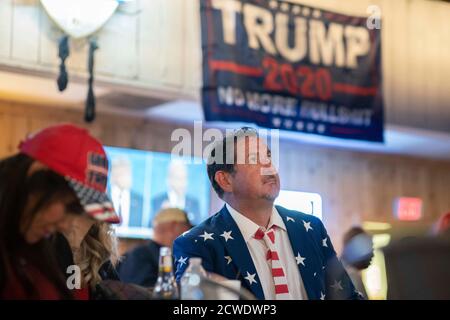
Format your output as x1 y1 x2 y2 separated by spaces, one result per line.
254 226 291 299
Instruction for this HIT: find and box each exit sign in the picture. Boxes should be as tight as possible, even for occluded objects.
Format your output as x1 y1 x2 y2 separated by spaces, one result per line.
394 197 423 221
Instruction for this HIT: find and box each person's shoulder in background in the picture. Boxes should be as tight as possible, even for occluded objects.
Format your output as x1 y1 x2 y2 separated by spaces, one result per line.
117 239 161 288
99 260 120 281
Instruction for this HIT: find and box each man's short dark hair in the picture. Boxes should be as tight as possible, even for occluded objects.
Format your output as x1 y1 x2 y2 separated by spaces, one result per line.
207 127 258 198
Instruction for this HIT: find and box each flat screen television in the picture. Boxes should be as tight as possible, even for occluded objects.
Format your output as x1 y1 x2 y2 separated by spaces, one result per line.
104 146 210 239
275 190 322 220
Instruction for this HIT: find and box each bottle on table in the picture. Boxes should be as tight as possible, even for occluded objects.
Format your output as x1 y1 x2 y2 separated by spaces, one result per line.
152 246 179 300
180 257 207 300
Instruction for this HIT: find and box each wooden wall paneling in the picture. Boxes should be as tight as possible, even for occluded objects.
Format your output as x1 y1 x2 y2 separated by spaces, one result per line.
159 0 184 89
359 159 372 221
364 157 389 221
0 112 8 157
396 161 424 219
416 164 432 220
425 164 439 221
322 150 341 241
388 0 409 127
8 114 30 153
300 149 331 230
431 165 450 218
107 123 132 148
0 102 13 157
128 121 149 151
29 112 62 133
383 158 403 222
183 0 202 96
102 116 142 148
11 0 40 63
332 152 366 249
380 0 395 125
338 153 365 226
423 2 440 131
430 1 450 131
444 168 450 215
278 142 298 189
38 3 61 68
95 2 139 78
407 0 428 128
85 119 110 143
64 38 88 73
437 5 450 131
0 101 449 249
137 0 166 86
0 0 13 59
300 148 323 193
291 147 311 190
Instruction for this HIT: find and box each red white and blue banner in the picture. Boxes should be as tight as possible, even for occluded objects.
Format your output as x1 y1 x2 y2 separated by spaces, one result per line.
201 0 384 142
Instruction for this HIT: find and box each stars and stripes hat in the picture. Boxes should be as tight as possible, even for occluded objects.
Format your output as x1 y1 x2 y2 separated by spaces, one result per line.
18 123 120 224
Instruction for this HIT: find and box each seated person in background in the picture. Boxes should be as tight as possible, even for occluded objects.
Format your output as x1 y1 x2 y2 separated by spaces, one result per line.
118 208 193 287
52 216 121 300
383 213 450 299
0 160 83 300
434 211 450 236
173 127 361 300
340 226 374 299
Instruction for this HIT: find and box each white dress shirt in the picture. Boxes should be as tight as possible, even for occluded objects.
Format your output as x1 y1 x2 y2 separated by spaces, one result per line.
111 185 130 227
226 204 308 300
167 190 186 209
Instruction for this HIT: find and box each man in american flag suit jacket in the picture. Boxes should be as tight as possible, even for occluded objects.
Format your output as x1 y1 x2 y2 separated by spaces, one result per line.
173 128 362 300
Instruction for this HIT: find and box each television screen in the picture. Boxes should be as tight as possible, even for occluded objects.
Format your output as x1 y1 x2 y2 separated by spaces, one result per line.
275 190 323 220
104 146 210 238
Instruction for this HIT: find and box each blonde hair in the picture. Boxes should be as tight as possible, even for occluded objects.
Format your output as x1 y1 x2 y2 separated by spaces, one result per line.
75 222 120 289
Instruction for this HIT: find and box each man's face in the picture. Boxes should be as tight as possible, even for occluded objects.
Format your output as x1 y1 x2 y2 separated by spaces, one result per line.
227 136 280 202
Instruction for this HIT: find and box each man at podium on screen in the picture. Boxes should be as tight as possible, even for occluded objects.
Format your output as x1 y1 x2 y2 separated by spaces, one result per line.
109 157 143 228
173 127 362 300
150 159 200 227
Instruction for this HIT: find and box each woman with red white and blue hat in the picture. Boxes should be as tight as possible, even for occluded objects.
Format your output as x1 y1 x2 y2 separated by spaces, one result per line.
0 123 120 299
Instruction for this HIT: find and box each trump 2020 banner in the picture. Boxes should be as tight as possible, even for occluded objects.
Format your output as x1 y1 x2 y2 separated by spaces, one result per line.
200 0 384 142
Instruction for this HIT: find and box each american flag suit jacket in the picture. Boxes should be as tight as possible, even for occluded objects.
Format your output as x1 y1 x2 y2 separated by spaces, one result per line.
173 205 362 300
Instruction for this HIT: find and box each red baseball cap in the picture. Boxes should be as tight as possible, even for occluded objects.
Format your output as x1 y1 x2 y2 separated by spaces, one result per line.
19 123 120 224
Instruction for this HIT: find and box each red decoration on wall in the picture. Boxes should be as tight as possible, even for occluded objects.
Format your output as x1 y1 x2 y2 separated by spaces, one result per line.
394 197 423 221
